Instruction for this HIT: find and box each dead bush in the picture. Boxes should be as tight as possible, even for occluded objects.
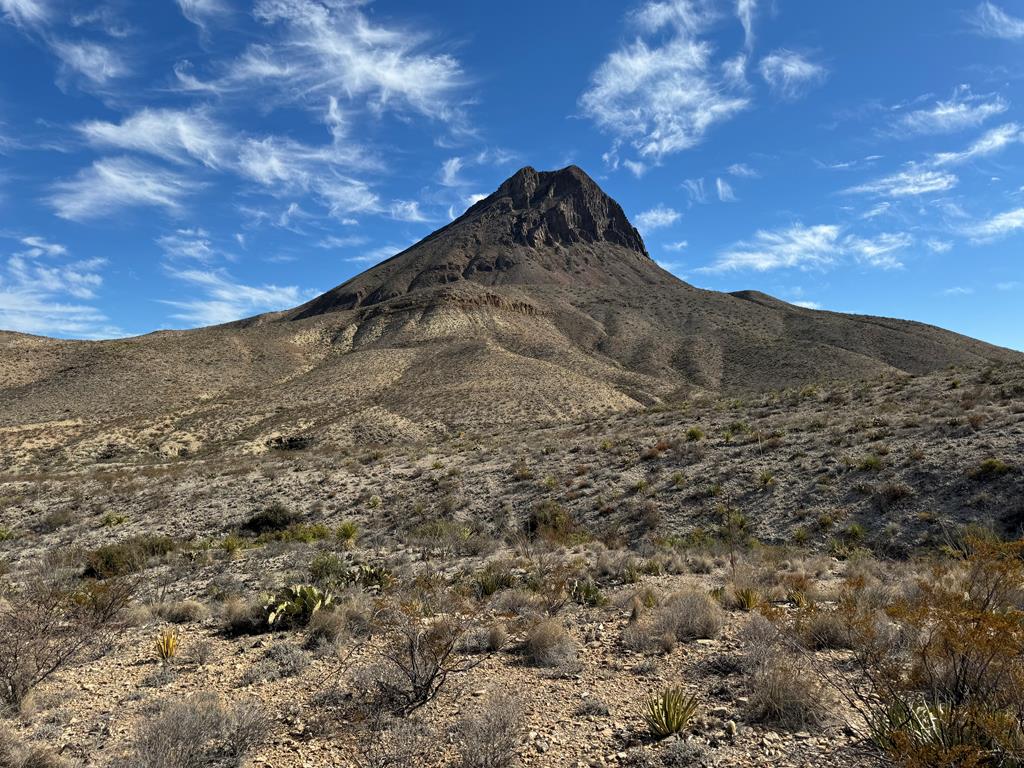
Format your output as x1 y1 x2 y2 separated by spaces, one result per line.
526 618 579 670
124 693 270 768
0 723 65 768
0 571 134 709
455 689 524 768
746 655 828 729
652 589 724 642
152 599 209 624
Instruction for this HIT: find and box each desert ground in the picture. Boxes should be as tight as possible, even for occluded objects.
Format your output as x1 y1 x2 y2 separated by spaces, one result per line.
2 361 1022 767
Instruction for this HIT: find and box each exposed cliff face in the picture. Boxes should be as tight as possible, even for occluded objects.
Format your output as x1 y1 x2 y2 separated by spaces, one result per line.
286 165 660 320
475 165 648 255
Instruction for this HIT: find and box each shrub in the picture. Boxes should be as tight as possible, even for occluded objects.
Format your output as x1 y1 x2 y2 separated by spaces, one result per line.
152 599 208 624
526 618 579 670
746 655 827 730
642 687 698 739
337 520 359 549
858 454 883 472
84 535 178 578
570 577 606 607
220 596 265 636
653 590 724 642
0 723 65 768
305 609 346 649
363 610 486 715
242 501 300 535
455 690 524 768
241 643 309 685
969 458 1011 481
798 609 851 650
125 694 269 768
526 501 576 543
850 536 1024 766
875 481 913 511
686 427 704 442
0 572 134 708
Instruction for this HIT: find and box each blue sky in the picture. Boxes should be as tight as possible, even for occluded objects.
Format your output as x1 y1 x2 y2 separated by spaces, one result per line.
0 0 1022 348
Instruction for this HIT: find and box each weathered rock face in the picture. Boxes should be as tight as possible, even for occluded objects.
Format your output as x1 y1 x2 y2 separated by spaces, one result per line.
476 165 648 255
287 165 661 319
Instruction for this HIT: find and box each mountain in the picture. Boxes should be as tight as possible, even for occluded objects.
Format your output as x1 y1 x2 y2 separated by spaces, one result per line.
0 165 1018 469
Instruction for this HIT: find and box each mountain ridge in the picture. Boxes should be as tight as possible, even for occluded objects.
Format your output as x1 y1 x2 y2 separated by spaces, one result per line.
0 165 1019 468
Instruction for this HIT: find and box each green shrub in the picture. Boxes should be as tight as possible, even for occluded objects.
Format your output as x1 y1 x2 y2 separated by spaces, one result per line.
242 502 300 535
969 458 1011 481
642 687 698 738
526 500 576 543
337 521 359 549
686 427 704 442
570 577 606 607
84 535 179 578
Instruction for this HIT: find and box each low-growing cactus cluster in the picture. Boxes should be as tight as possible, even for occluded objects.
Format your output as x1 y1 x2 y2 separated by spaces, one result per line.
264 584 334 628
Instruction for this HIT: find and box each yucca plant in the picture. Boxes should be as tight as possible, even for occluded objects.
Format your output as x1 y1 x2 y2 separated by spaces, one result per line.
336 521 359 550
643 686 699 738
734 586 761 611
264 584 333 628
155 628 178 662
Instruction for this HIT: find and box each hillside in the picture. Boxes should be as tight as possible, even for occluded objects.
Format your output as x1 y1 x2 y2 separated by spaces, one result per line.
0 166 1017 472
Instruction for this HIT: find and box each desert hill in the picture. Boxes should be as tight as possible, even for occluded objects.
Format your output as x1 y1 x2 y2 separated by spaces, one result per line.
0 165 1018 469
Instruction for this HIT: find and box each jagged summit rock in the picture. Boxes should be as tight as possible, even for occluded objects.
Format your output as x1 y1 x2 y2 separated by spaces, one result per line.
287 165 655 319
0 165 1019 462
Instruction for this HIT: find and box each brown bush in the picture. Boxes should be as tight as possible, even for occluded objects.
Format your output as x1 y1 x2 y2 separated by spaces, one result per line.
526 618 579 670
0 571 134 709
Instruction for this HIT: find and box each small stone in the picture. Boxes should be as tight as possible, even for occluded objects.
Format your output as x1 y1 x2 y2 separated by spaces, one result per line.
725 720 738 737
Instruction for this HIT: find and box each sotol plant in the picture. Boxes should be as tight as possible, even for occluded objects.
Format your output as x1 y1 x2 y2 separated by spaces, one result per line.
155 628 178 662
643 686 699 738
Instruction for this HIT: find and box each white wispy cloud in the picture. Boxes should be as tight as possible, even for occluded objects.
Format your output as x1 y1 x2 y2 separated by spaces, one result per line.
162 267 314 326
931 122 1023 165
715 177 736 201
182 0 467 121
0 234 120 338
925 238 953 253
971 2 1024 39
792 300 821 309
682 178 707 204
705 224 913 271
707 224 841 271
580 3 750 159
759 50 827 100
389 200 428 222
440 157 464 187
79 108 231 168
52 40 128 84
348 244 404 264
727 162 758 177
664 240 688 251
635 204 682 230
176 0 229 29
0 0 48 27
963 207 1024 242
845 168 958 197
894 86 1007 136
157 228 218 261
737 0 757 49
943 286 974 295
49 157 198 220
843 232 912 269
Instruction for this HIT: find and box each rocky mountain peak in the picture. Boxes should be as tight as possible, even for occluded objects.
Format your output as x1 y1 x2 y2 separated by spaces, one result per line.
470 165 648 256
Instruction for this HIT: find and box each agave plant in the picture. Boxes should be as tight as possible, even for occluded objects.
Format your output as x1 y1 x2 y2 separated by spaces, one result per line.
264 584 333 628
643 686 699 738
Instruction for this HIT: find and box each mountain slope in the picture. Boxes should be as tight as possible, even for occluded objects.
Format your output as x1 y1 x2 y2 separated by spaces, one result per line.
0 165 1018 469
